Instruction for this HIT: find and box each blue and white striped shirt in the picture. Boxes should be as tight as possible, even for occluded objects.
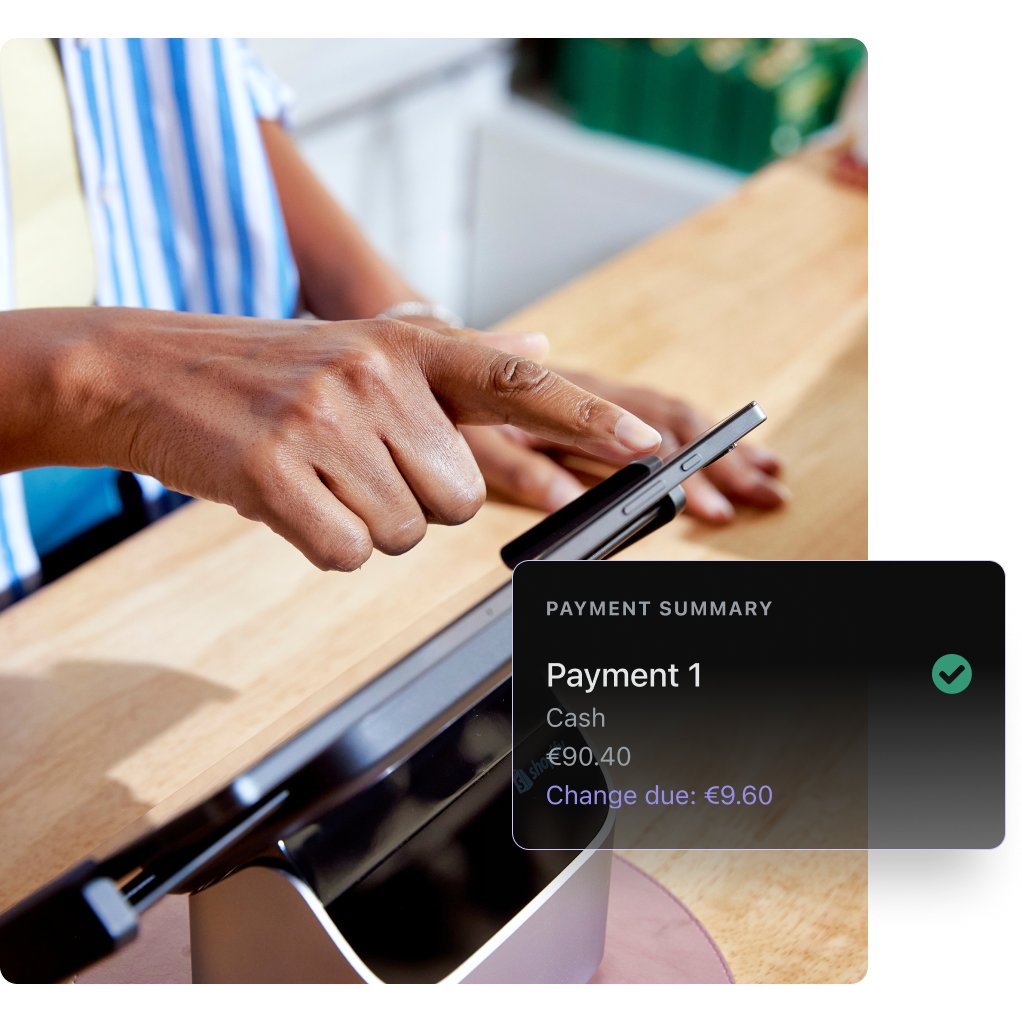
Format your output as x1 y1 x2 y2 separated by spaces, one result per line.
0 38 301 607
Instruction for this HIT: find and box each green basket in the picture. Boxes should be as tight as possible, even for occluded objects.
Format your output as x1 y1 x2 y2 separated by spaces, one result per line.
552 37 866 173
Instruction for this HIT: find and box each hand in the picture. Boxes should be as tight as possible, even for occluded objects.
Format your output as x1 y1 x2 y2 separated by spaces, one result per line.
1 308 663 570
462 369 788 522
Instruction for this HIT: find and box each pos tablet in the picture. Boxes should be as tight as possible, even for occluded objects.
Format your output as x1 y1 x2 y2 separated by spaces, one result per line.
0 402 767 984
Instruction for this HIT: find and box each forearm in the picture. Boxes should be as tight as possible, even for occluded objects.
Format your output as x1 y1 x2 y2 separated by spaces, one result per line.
259 119 420 321
0 307 139 474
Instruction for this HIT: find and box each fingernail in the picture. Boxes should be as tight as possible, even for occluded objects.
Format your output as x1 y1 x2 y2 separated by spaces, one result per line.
547 476 586 510
614 413 662 452
770 480 792 502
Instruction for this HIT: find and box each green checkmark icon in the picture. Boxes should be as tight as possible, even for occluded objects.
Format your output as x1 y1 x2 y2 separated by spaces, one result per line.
932 654 972 694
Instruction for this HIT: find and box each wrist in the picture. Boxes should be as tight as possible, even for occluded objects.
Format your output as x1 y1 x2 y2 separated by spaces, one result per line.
0 307 162 475
0 309 109 471
308 281 421 322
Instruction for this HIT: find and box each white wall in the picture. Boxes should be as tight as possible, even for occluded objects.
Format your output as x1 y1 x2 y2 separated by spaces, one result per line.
248 39 512 314
247 40 745 327
467 101 745 327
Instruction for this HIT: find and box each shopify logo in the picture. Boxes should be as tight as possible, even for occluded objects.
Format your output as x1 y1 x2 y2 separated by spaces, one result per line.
514 769 533 793
514 742 565 794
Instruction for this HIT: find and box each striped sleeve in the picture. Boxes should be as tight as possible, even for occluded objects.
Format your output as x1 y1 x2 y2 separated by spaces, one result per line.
60 38 298 319
236 40 295 123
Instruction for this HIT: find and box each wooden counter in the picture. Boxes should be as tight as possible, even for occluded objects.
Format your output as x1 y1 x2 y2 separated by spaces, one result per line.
0 151 867 982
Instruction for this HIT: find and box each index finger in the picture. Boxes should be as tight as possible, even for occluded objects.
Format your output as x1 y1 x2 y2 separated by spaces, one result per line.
417 338 662 461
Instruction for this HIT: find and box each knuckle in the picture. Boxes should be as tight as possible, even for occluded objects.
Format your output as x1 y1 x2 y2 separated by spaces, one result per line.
239 439 288 491
330 348 386 391
571 394 601 435
265 373 346 441
300 373 343 418
488 355 549 400
274 351 404 440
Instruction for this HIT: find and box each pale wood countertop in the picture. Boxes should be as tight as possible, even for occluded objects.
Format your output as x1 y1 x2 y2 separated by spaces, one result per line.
0 151 867 982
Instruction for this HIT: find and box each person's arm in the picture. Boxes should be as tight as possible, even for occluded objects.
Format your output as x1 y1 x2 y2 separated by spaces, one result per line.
258 118 787 522
259 118 548 354
0 306 661 569
259 119 415 321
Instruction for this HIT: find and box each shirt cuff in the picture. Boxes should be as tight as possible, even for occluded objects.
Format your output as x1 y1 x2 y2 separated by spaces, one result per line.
237 39 296 125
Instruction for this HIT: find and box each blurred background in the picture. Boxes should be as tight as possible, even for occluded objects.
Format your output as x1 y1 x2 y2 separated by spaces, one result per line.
250 38 866 328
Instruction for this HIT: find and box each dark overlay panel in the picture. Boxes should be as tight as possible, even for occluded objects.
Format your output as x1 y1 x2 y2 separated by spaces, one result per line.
511 561 1004 850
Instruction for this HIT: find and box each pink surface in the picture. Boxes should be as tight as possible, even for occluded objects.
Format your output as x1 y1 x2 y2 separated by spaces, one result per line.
76 894 191 983
589 855 733 984
76 855 732 984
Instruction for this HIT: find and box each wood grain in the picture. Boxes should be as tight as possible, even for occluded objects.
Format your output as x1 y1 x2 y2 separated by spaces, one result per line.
0 151 866 981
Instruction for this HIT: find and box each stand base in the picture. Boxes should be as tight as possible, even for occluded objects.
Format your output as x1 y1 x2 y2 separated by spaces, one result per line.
75 855 732 984
590 855 733 983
